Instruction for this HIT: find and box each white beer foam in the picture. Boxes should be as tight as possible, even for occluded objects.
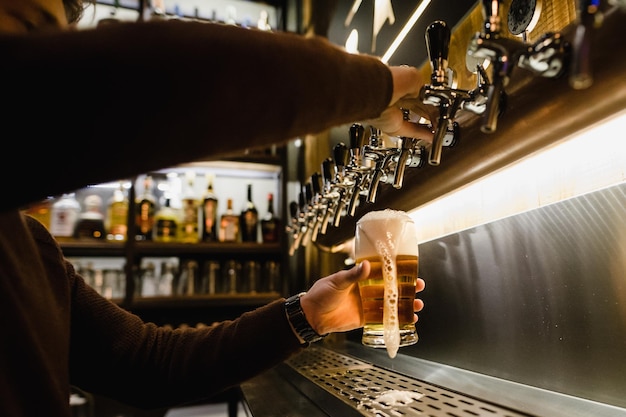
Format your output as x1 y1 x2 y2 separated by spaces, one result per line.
356 209 418 258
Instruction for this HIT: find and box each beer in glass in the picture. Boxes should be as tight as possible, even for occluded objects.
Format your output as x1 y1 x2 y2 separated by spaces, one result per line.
355 209 418 358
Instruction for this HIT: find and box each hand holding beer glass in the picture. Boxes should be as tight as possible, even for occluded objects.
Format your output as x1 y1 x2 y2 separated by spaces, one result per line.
356 209 420 358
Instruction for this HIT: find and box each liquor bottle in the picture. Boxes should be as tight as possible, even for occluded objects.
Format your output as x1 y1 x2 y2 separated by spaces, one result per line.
158 261 175 296
22 196 53 230
219 198 240 242
176 260 198 296
179 173 200 243
240 184 259 242
201 174 219 242
140 262 158 297
73 194 106 240
153 196 179 242
135 176 156 241
260 193 280 243
49 193 81 241
106 181 129 241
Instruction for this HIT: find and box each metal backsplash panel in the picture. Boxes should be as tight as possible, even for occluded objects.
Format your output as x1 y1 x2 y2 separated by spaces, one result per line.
406 182 626 409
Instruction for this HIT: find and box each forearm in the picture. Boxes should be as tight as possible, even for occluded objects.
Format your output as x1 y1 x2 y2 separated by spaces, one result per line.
2 21 392 210
70 290 302 407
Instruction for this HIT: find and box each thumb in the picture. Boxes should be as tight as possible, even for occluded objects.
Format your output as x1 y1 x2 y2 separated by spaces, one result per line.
332 260 371 290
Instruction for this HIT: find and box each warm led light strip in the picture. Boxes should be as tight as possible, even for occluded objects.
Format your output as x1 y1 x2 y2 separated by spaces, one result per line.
380 0 432 64
408 109 626 244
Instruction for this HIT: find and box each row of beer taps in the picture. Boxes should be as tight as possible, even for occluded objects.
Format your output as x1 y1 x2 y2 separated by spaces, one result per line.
286 0 622 254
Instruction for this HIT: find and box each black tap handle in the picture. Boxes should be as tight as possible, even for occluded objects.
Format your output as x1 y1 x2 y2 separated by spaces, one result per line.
482 0 497 19
321 157 334 184
333 142 349 169
425 21 451 85
482 0 501 35
298 190 306 210
303 182 314 204
289 201 298 219
311 172 323 196
349 123 366 150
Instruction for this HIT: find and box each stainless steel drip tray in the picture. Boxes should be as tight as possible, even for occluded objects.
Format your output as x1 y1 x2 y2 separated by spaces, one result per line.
279 345 531 417
245 343 626 417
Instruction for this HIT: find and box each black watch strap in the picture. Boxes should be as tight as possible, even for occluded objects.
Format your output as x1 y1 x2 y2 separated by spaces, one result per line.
285 292 327 344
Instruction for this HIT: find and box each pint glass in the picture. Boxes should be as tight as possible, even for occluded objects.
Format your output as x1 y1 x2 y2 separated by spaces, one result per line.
355 209 419 357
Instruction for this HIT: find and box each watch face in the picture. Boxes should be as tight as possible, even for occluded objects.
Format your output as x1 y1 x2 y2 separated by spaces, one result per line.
507 0 541 35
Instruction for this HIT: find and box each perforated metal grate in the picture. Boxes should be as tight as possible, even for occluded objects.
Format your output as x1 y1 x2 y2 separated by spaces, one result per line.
285 346 533 417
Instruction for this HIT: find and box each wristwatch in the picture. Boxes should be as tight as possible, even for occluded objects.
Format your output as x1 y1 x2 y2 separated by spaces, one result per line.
285 292 327 344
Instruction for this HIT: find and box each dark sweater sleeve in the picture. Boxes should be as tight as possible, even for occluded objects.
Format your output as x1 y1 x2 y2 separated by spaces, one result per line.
29 226 304 408
1 21 392 211
15 213 301 408
69 275 303 408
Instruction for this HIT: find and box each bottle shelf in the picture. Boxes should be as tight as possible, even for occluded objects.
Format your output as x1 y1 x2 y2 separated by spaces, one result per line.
55 153 289 325
129 292 282 309
60 241 126 257
135 241 282 256
61 241 282 257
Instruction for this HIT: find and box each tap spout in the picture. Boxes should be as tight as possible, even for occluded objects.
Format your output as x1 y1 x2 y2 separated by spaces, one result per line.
347 172 363 216
429 106 451 166
393 137 418 188
332 188 346 228
482 54 507 133
366 151 396 203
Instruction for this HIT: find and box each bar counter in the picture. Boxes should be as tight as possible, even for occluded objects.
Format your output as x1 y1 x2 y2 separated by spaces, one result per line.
240 336 626 417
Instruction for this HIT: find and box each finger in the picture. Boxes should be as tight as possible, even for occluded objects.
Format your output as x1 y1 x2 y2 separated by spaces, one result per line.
416 278 425 292
398 121 433 142
413 298 424 312
366 108 433 140
331 260 371 290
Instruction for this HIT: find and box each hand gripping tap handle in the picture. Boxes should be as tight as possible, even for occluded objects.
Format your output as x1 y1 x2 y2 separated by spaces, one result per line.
425 20 451 86
425 21 451 165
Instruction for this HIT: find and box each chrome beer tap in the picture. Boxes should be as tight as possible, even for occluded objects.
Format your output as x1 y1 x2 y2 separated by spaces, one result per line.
465 0 515 134
295 190 312 247
307 172 325 241
287 200 303 255
392 109 427 189
301 181 319 243
419 20 465 165
393 136 426 189
362 127 398 203
319 157 343 232
331 142 352 226
343 124 370 216
467 0 569 132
